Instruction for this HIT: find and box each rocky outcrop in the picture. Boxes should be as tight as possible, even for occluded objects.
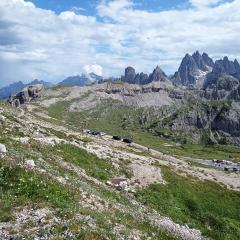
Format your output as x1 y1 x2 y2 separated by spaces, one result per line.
147 99 240 145
211 57 240 79
122 66 168 85
172 51 214 87
124 67 136 84
203 58 240 100
134 72 149 84
0 80 52 100
8 84 44 106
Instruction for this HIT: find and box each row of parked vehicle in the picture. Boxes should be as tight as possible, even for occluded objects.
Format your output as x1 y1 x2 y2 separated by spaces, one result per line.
212 159 240 172
83 129 106 136
112 135 133 144
83 129 133 144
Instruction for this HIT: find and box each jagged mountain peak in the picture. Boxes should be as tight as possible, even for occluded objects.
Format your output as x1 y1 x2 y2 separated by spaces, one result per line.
153 65 166 74
148 65 168 82
172 51 214 87
202 53 214 67
192 50 201 58
234 59 240 72
213 57 240 76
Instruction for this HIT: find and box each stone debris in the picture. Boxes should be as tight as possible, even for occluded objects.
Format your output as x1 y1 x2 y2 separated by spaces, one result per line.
106 178 129 189
150 215 204 240
130 162 166 186
0 114 6 122
56 176 67 184
0 208 53 239
25 159 35 169
33 136 66 146
19 137 29 144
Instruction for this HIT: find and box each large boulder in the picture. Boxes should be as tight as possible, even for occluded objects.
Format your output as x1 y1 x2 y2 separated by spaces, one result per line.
0 114 6 122
0 143 7 153
16 89 30 104
8 84 44 107
27 84 44 98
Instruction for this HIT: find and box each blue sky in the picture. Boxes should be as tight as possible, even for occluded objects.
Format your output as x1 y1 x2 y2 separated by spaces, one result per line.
0 0 239 86
27 0 189 14
26 0 101 14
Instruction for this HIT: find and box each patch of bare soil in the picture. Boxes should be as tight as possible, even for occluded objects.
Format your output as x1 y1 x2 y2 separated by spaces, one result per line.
130 162 166 186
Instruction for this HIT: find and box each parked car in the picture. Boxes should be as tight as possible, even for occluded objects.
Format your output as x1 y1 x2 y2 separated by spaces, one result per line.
123 138 133 144
113 135 121 141
233 167 238 172
92 131 101 136
83 129 92 134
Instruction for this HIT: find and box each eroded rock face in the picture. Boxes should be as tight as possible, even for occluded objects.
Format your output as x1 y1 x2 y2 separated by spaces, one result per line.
8 84 44 107
203 58 240 100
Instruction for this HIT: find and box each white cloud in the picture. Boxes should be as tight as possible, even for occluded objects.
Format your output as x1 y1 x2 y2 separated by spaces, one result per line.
83 64 103 76
71 6 86 13
0 0 239 87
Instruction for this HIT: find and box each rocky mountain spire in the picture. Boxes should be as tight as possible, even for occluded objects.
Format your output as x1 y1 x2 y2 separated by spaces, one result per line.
123 66 167 85
124 66 136 84
192 51 209 71
212 57 240 77
148 66 168 82
202 53 214 67
172 51 214 87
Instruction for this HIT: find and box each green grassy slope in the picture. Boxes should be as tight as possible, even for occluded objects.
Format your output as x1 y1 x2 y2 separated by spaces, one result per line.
46 99 240 162
135 166 240 240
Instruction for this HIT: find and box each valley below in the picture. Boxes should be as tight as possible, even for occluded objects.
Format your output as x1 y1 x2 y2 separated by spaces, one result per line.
0 81 239 240
1 0 240 238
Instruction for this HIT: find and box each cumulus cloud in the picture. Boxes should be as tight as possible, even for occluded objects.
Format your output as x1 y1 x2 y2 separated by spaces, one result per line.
0 0 239 87
83 64 103 76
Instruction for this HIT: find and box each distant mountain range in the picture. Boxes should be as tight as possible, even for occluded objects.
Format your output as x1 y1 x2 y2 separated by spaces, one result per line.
59 72 103 87
122 51 240 100
0 72 103 99
1 52 240 100
0 79 53 99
